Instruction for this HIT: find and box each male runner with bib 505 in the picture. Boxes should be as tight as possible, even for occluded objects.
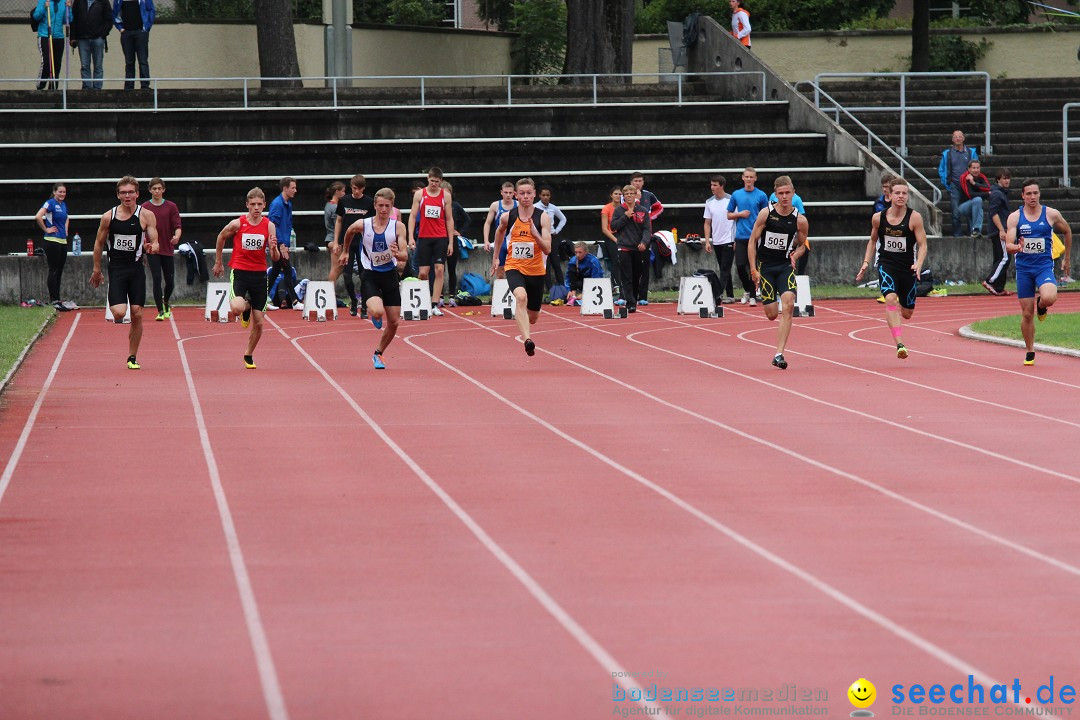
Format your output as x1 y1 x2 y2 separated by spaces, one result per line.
747 175 808 370
1005 179 1072 366
491 177 553 357
856 177 928 360
341 187 409 369
89 175 160 370
213 188 280 370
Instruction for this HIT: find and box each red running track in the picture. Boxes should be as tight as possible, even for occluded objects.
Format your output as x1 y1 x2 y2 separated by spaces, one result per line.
1 294 1079 719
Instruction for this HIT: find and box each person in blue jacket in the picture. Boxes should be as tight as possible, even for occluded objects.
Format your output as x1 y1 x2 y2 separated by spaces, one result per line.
564 241 604 306
938 129 979 237
33 0 68 90
112 0 155 90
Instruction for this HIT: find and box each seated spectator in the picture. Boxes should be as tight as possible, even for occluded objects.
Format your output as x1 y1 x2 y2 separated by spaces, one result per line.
959 159 990 237
267 254 299 309
565 241 604 306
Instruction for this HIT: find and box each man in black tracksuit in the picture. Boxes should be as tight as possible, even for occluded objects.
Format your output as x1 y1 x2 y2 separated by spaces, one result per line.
69 0 111 90
982 169 1013 295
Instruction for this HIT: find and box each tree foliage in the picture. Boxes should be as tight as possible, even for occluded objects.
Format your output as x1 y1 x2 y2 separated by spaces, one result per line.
564 0 635 80
510 0 567 78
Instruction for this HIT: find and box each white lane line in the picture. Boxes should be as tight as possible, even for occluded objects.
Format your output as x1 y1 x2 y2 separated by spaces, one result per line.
412 311 1015 696
265 316 664 713
171 319 290 720
0 314 81 507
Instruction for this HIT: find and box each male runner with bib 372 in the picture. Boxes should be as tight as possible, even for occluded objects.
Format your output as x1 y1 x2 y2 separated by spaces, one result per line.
491 177 553 357
341 187 409 370
89 175 160 370
856 177 928 360
747 175 808 370
213 187 280 370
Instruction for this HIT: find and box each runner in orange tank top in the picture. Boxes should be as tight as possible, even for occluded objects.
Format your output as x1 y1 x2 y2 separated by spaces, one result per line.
492 177 552 356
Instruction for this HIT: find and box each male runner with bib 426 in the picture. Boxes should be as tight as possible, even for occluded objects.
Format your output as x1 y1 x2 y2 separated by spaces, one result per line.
857 177 928 360
341 188 409 370
90 175 160 370
747 176 808 370
491 177 552 357
1005 179 1072 366
212 188 280 370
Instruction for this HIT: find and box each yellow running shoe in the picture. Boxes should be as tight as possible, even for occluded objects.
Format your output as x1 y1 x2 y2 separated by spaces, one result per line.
240 308 251 328
896 343 909 360
1024 351 1035 366
244 355 256 369
127 356 141 370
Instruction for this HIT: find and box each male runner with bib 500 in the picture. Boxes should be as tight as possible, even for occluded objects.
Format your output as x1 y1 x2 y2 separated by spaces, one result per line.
341 187 409 370
89 175 160 370
1005 179 1073 366
747 175 808 370
213 187 280 370
491 177 553 357
857 177 928 360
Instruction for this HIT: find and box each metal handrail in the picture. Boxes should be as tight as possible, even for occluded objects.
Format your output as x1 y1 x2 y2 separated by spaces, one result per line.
796 81 942 205
1063 103 1080 187
812 72 992 157
0 70 768 111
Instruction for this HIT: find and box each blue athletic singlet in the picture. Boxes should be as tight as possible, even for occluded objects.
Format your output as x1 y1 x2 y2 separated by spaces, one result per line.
1015 205 1053 269
360 217 398 272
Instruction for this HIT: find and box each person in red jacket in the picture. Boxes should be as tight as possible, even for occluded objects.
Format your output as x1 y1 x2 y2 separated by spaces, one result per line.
958 159 991 237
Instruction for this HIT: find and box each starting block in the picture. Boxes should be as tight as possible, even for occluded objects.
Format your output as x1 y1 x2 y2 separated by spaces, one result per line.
204 282 231 322
400 279 432 320
491 278 515 319
581 278 625 318
105 303 131 323
677 276 723 318
792 275 815 317
302 281 337 321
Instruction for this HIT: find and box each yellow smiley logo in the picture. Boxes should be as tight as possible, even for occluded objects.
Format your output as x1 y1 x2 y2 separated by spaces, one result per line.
848 678 876 709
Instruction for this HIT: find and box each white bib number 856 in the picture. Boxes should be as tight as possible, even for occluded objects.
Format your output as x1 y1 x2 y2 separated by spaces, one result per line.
112 234 137 252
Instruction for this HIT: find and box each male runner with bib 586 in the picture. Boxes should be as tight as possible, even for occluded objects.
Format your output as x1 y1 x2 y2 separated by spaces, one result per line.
341 187 409 370
491 177 553 357
89 176 160 370
856 177 928 360
212 188 280 370
747 175 808 370
1005 179 1072 366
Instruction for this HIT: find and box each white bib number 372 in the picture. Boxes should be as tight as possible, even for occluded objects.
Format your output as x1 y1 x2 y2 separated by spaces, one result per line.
511 243 535 259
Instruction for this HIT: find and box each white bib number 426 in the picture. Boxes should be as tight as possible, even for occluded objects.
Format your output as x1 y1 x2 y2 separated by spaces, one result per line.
511 242 535 259
1022 237 1046 254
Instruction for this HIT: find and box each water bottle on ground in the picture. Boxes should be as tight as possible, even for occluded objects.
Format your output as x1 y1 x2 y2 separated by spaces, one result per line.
73 233 81 256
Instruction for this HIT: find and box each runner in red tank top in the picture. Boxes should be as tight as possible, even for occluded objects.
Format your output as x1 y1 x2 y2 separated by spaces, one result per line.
406 166 456 316
213 187 281 369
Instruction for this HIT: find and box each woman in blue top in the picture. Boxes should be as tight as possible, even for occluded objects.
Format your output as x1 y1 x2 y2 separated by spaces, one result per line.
32 0 68 90
34 182 71 310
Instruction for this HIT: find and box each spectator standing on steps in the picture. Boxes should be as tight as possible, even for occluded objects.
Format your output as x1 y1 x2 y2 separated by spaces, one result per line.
730 0 751 47
69 0 111 90
983 169 1013 295
938 129 978 237
958 159 990 237
112 0 154 90
33 0 68 90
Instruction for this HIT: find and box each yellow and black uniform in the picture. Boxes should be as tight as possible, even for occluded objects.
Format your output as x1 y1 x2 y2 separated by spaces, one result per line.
755 203 799 305
503 207 546 311
876 207 918 309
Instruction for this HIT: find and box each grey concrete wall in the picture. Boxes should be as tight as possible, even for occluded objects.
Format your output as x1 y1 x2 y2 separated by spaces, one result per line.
6 237 1071 305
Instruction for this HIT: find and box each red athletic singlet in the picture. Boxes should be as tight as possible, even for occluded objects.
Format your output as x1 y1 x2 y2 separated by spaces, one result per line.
230 214 271 271
417 189 447 238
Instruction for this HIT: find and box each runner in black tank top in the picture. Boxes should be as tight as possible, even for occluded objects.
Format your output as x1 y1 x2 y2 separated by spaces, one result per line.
747 175 808 370
856 177 928 360
90 176 159 369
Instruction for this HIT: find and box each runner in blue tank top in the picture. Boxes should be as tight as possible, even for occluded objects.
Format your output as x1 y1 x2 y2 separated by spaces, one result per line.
484 181 518 280
1005 179 1073 366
